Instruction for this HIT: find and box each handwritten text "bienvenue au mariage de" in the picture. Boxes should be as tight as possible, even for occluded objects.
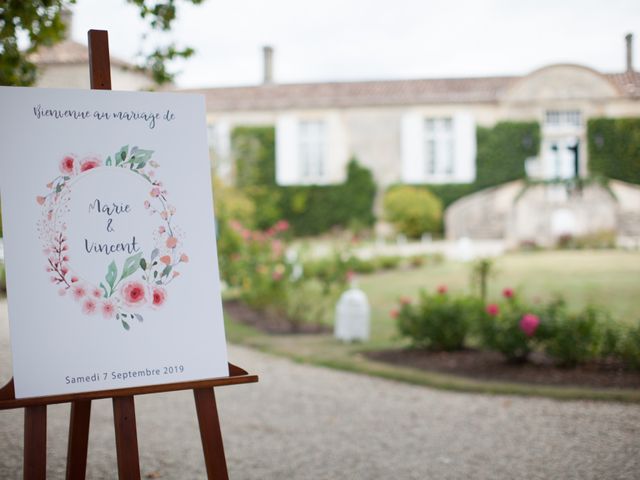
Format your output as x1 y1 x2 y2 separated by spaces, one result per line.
33 104 175 130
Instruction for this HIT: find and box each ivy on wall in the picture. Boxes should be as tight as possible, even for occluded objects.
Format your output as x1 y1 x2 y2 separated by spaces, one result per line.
232 126 376 235
588 118 640 185
388 121 541 209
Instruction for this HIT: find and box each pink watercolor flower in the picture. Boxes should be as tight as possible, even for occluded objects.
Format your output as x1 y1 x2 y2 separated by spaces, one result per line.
121 281 147 306
82 298 97 315
160 211 169 220
101 300 116 318
80 157 101 172
399 296 412 305
160 255 172 265
72 285 86 301
166 236 178 248
520 313 540 337
150 187 161 197
58 288 67 296
59 155 76 174
390 309 400 319
486 303 500 316
144 200 151 209
71 276 79 283
437 285 448 294
92 288 102 299
36 196 46 205
179 253 189 263
151 287 166 308
172 271 180 278
158 226 166 234
502 288 514 299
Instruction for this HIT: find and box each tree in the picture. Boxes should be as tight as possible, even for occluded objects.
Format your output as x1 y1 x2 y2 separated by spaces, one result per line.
0 0 204 87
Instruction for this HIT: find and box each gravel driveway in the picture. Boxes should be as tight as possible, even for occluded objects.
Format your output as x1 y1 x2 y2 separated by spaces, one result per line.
0 300 639 479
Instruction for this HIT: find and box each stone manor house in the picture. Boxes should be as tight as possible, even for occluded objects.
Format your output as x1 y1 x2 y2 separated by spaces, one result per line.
186 38 640 246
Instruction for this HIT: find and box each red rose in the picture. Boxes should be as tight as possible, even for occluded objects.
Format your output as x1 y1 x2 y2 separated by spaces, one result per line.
151 287 166 308
80 157 101 172
59 155 76 174
122 281 146 306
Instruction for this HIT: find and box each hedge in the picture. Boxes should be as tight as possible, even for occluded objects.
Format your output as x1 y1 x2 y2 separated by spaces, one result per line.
232 126 376 236
588 117 640 185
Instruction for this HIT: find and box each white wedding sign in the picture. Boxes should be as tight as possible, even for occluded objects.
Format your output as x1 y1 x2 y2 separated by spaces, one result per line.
0 86 229 398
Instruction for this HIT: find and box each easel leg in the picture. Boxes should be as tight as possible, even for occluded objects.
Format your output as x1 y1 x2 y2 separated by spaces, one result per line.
194 388 229 480
113 396 141 480
24 405 47 480
66 400 92 480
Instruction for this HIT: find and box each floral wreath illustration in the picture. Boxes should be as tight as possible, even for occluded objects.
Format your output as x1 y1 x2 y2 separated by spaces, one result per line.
36 145 188 330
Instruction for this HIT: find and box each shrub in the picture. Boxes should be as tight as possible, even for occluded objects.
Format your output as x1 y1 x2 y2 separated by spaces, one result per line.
383 186 442 239
617 321 640 370
478 290 543 362
223 220 292 310
540 300 607 367
302 254 350 293
374 255 402 271
395 288 482 351
556 230 617 250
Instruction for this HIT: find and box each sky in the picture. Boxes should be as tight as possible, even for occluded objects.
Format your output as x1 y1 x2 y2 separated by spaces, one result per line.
71 0 640 88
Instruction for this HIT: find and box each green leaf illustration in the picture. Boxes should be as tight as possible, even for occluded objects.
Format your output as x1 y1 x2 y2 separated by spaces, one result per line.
115 145 129 166
121 320 130 331
105 156 112 166
151 248 159 261
105 261 117 289
99 282 108 298
161 265 172 278
121 252 143 280
134 314 143 323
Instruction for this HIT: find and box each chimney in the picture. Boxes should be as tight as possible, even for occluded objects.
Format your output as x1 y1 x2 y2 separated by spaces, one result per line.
263 46 274 85
625 33 634 72
60 7 73 40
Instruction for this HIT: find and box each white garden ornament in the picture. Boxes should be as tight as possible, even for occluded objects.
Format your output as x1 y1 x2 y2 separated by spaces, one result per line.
334 287 370 342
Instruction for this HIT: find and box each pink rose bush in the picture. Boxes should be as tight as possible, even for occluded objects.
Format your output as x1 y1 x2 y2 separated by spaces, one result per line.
392 285 625 367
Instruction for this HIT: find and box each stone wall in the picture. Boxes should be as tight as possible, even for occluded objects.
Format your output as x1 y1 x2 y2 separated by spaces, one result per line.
445 179 640 247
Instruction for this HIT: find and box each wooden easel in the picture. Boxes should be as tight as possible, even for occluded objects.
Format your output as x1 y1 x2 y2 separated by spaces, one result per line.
0 30 258 480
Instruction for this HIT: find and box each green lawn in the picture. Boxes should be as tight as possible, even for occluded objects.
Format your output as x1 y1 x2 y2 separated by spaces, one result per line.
225 249 640 402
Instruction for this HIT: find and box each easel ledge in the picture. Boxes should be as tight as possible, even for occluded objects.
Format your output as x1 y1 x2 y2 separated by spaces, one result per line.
1 29 258 480
0 362 257 410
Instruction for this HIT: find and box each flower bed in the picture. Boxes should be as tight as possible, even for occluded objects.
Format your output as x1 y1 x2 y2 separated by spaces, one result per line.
392 286 640 370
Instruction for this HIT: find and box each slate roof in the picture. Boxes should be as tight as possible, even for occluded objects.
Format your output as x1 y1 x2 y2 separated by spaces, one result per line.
184 71 640 112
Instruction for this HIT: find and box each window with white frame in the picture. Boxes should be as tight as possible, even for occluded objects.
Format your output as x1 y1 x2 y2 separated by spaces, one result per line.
545 110 581 128
298 120 326 182
424 117 455 177
401 111 475 184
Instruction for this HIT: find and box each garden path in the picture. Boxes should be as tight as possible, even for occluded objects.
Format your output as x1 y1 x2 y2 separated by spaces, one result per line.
0 301 639 479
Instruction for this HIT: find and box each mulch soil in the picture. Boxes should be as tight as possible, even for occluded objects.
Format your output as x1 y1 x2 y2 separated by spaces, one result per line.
366 348 640 390
224 300 331 335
